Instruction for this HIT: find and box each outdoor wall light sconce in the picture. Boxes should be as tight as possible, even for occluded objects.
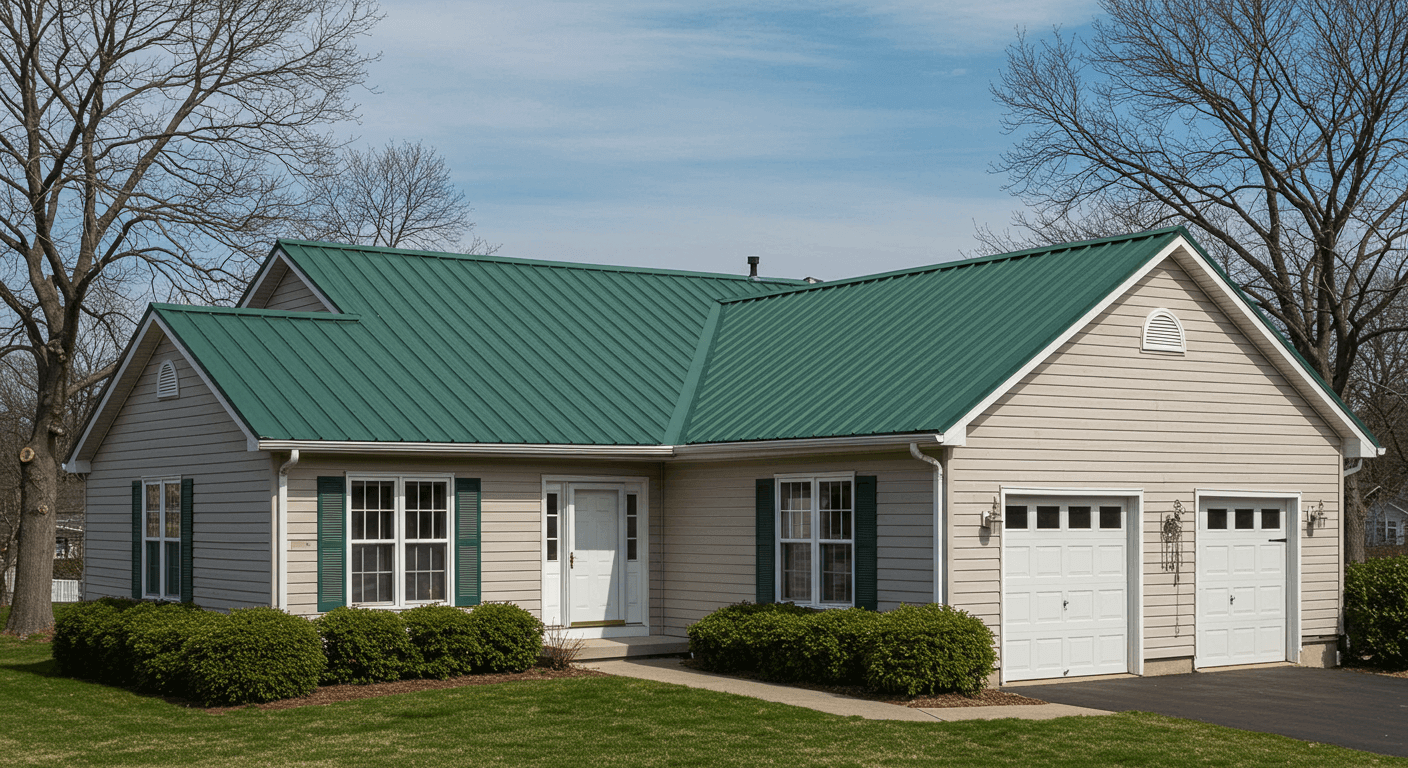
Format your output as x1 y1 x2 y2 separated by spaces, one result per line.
981 497 1002 530
1304 500 1327 530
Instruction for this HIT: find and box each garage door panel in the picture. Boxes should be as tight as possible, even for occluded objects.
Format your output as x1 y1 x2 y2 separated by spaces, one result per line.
1231 545 1258 574
1067 636 1094 667
1096 545 1124 575
1034 546 1062 577
1007 546 1031 577
1096 588 1125 620
1035 591 1063 622
1197 498 1288 668
1203 544 1231 576
1066 545 1094 576
1006 592 1031 625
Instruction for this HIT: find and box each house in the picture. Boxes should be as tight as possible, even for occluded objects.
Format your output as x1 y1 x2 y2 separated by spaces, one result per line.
65 227 1378 683
1367 491 1408 547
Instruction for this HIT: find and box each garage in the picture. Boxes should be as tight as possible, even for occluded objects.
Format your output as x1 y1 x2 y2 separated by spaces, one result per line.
1196 495 1295 667
1001 494 1138 682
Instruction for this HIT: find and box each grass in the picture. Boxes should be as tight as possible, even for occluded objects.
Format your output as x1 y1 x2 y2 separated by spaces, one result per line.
1 630 1404 767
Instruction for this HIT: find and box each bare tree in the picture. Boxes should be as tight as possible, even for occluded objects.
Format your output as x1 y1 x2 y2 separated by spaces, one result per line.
0 0 380 635
302 140 496 253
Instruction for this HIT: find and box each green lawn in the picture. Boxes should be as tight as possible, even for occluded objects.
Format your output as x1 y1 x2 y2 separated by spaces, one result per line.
0 629 1402 767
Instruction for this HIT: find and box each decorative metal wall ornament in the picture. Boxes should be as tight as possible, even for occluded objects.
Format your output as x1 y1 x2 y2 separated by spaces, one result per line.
1305 500 1326 530
1162 500 1186 636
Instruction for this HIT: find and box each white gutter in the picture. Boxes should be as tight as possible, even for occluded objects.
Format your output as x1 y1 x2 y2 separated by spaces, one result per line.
910 443 946 605
277 449 300 611
257 440 674 458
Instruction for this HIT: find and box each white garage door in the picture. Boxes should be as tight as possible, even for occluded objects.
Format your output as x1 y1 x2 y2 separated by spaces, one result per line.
1197 498 1288 667
1003 498 1131 681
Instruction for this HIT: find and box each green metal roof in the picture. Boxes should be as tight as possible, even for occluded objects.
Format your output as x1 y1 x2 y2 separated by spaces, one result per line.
137 229 1375 449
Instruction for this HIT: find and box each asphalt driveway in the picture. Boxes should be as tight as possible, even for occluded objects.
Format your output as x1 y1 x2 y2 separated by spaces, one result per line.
1009 667 1408 757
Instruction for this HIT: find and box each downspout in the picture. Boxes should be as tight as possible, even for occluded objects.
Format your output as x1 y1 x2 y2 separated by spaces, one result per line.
1343 458 1363 477
910 443 946 605
277 450 300 611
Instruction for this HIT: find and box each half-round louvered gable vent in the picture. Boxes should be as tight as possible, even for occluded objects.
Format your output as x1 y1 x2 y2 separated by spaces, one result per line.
156 359 180 399
1141 309 1186 353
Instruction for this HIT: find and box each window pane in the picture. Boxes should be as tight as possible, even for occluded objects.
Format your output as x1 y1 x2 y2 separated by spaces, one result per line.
821 543 852 603
1261 509 1280 530
547 514 558 540
547 540 558 561
145 540 160 595
405 481 447 540
1068 506 1091 529
780 482 811 539
819 481 851 540
1208 509 1227 529
351 481 395 540
1100 506 1122 529
626 515 637 540
404 543 446 602
1235 509 1254 529
1037 506 1060 529
1005 506 1028 529
165 483 181 539
146 484 160 538
165 541 181 597
780 542 811 601
546 492 558 561
351 543 394 603
627 539 638 560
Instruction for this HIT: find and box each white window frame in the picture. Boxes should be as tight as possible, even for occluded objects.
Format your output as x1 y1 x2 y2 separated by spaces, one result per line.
345 473 455 609
1141 308 1187 353
141 476 183 599
775 472 856 608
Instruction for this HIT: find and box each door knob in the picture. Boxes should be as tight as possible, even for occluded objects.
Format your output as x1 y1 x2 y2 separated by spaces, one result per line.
1229 595 1235 603
570 552 574 569
1063 599 1069 608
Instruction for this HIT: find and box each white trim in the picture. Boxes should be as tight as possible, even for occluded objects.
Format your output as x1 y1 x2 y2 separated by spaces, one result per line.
677 433 943 458
239 247 340 313
1140 308 1187 353
1191 488 1302 669
259 440 673 458
998 486 1145 684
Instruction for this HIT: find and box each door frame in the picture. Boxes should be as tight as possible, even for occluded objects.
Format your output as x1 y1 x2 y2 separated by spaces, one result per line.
542 475 650 639
1192 488 1301 669
998 486 1145 684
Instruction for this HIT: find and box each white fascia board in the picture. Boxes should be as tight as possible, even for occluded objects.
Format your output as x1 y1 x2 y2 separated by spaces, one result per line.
257 439 675 458
672 432 944 459
238 247 340 313
149 314 264 453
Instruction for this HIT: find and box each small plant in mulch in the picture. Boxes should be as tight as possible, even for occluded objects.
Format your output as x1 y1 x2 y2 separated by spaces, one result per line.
541 625 585 670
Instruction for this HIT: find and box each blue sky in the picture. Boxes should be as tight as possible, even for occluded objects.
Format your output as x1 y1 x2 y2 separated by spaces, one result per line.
348 1 1099 279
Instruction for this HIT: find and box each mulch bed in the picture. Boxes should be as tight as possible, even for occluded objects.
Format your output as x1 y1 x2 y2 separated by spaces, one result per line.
1341 665 1408 680
206 666 605 713
677 659 1047 708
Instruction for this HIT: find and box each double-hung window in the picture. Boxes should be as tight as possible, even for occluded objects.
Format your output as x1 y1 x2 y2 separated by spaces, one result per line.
143 479 182 598
349 477 451 607
777 474 854 606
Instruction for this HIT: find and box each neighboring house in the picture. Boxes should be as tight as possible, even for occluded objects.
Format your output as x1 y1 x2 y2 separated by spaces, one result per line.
1367 493 1408 547
65 227 1378 683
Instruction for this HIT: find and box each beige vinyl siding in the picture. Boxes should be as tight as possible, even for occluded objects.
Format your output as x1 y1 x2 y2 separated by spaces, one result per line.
85 335 274 610
660 453 934 636
947 257 1343 665
261 267 327 312
284 457 663 621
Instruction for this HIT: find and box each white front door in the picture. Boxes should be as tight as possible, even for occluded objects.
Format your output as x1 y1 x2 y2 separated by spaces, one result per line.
569 488 623 626
1003 498 1130 681
1197 498 1288 667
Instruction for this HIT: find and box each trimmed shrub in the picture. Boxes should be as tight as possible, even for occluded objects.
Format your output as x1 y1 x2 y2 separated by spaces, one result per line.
756 607 875 685
125 603 222 696
462 602 544 673
186 607 325 706
687 602 818 674
1345 555 1408 669
402 604 480 679
52 597 143 683
863 604 995 696
316 607 416 684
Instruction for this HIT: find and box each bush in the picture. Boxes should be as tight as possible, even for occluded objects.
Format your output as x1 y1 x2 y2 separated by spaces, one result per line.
863 604 995 696
402 604 480 679
688 602 995 695
1345 555 1408 669
316 607 416 684
463 602 544 673
52 597 143 683
186 607 325 706
125 603 222 696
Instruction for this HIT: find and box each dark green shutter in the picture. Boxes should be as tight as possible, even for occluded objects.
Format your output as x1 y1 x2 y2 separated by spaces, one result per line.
316 476 347 612
755 479 775 604
131 481 142 599
855 475 878 610
180 478 194 603
455 478 482 607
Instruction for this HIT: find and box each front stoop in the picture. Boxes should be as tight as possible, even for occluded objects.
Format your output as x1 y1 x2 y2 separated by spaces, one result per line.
566 636 690 662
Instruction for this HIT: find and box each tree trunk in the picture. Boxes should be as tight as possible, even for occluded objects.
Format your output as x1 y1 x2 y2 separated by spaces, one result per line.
1346 471 1367 565
4 386 62 635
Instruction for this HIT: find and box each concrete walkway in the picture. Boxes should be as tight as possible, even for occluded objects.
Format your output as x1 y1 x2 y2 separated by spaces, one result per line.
587 657 1111 722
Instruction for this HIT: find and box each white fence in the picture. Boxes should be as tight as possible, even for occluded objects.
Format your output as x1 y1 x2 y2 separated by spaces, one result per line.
52 579 81 602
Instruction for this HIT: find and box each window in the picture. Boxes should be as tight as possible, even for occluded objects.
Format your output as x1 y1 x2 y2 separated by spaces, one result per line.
348 477 450 607
545 492 559 561
156 359 179 399
1141 309 1186 353
777 476 853 606
143 479 182 598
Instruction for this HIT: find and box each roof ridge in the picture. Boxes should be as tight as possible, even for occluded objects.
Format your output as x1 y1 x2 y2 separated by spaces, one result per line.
715 227 1187 305
150 303 361 321
275 239 807 285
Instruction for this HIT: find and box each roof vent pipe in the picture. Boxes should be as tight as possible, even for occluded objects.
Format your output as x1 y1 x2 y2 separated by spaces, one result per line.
747 256 759 278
